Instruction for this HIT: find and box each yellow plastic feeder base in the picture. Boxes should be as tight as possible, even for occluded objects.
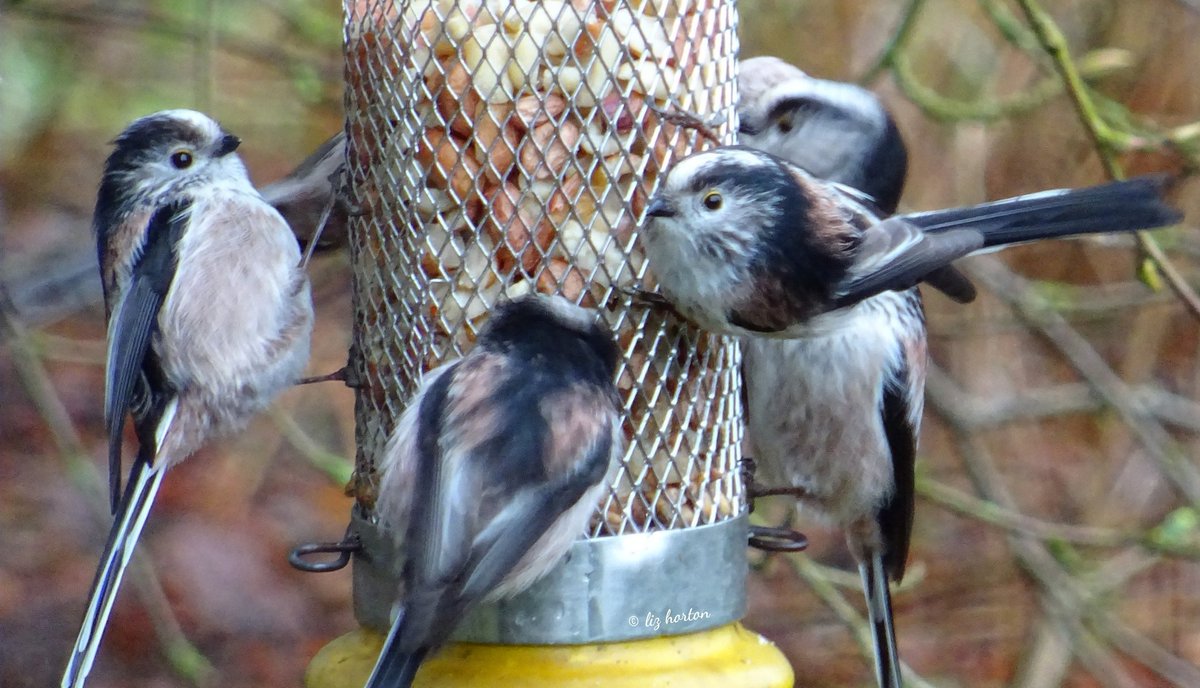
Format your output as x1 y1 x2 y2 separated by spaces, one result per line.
305 622 794 688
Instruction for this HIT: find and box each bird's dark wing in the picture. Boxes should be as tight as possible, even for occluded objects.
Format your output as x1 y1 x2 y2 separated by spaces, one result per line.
104 199 190 512
260 131 349 253
921 265 977 303
726 273 811 333
403 356 615 647
461 384 614 600
727 172 873 332
876 313 924 582
833 218 983 309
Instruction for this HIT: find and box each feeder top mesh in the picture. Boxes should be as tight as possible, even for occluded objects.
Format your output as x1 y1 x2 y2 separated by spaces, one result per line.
343 0 743 536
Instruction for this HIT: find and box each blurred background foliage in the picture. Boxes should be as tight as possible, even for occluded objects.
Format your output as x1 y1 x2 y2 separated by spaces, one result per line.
1 1 1198 687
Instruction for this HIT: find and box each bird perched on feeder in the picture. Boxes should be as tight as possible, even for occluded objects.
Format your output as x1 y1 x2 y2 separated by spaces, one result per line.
63 109 313 688
365 294 623 688
736 63 915 687
641 141 1180 688
259 130 352 256
738 56 908 216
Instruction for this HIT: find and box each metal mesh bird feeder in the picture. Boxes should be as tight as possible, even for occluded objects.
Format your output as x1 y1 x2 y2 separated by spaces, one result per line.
312 1 790 683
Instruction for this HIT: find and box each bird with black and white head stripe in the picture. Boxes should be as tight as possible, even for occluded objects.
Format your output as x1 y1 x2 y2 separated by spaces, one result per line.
63 109 313 687
642 130 1180 687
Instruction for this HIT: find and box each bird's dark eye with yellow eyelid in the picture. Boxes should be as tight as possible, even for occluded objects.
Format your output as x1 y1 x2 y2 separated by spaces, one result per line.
776 116 793 134
170 150 194 169
702 191 723 211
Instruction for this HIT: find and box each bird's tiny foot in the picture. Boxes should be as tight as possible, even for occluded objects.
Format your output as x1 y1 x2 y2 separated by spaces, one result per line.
742 459 809 501
297 366 360 388
614 287 681 316
335 185 365 218
738 457 759 512
648 104 726 146
738 456 758 483
748 484 810 500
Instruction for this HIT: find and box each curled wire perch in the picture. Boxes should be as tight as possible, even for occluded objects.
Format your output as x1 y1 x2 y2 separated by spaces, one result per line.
748 524 809 552
740 457 809 551
289 527 362 573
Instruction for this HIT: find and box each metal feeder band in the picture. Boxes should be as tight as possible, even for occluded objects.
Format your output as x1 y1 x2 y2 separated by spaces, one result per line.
305 0 792 685
351 507 749 643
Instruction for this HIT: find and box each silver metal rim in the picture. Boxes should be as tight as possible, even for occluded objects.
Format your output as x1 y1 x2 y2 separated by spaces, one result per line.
351 508 748 645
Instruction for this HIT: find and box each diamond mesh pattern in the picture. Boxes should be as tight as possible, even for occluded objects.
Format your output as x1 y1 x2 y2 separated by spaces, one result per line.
344 0 741 535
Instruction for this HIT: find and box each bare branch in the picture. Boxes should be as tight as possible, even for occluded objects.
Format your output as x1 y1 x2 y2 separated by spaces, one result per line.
963 256 1200 505
1014 0 1200 323
0 283 216 686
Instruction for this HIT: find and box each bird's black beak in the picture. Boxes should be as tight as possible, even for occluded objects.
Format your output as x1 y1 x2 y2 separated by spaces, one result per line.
738 120 760 136
216 134 241 157
645 196 677 219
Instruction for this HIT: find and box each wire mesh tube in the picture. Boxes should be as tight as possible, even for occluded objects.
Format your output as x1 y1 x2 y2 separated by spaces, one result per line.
342 0 744 643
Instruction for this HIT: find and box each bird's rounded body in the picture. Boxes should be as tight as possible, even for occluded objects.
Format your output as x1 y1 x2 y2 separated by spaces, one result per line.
63 109 313 688
96 109 313 468
151 188 311 465
366 294 623 688
743 288 926 560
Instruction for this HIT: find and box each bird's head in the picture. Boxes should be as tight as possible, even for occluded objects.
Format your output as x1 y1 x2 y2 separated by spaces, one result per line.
96 109 248 220
738 72 907 214
643 146 795 274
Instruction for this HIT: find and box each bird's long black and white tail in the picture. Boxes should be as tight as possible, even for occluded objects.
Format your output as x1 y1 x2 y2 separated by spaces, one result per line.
906 175 1180 247
61 460 165 688
364 609 428 688
860 555 903 688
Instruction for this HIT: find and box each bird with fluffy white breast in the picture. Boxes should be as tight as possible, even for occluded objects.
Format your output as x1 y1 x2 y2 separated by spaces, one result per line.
641 120 1180 687
63 109 313 688
736 64 917 688
364 294 623 688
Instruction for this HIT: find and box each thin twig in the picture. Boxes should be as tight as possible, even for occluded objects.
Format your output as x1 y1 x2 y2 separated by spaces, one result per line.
268 407 354 485
1013 617 1074 688
860 0 927 83
964 257 1200 506
0 284 216 686
784 553 939 688
978 0 1044 55
926 364 1200 435
1014 0 1200 323
928 352 1200 687
927 384 1144 687
891 51 1128 123
25 332 107 366
917 472 1200 559
1092 611 1200 687
917 475 1127 547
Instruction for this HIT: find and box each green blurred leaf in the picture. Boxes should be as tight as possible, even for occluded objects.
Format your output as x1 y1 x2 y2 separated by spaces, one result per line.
1148 507 1200 549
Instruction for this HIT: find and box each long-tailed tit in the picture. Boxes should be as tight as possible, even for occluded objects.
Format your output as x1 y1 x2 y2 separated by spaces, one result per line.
642 145 1180 688
738 57 907 215
737 69 916 687
365 294 623 688
63 110 313 687
259 131 350 256
642 146 1178 339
